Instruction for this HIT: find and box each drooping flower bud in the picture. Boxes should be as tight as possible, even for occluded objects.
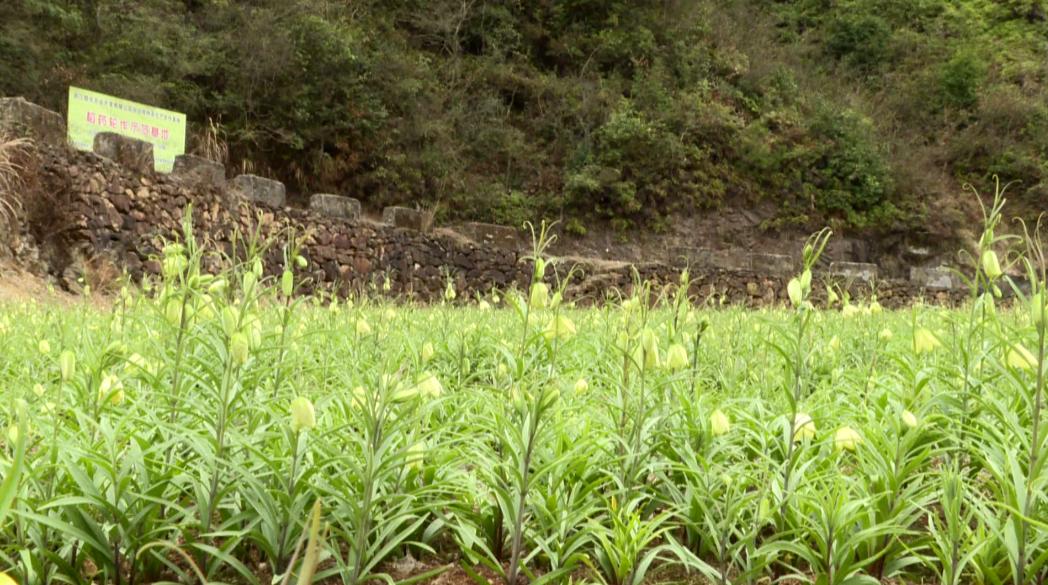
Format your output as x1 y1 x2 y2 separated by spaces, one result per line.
405 441 426 471
1007 343 1037 371
529 282 549 310
913 328 941 355
981 250 1002 279
787 278 803 307
220 306 239 337
543 315 577 341
421 342 435 363
355 318 372 336
793 413 816 441
98 374 125 405
710 409 731 436
230 332 250 366
414 373 444 399
665 343 689 370
247 317 263 349
59 350 76 382
834 426 862 451
901 410 919 429
534 257 546 280
242 267 259 294
289 396 317 432
281 270 294 297
826 286 839 306
638 329 660 370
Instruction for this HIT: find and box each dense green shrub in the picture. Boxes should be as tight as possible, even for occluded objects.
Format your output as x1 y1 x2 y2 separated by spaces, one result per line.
939 50 988 109
825 13 894 71
807 107 894 216
1 0 1047 233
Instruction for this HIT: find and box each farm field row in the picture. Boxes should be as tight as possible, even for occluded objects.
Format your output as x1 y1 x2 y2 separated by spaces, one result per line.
1 218 1047 585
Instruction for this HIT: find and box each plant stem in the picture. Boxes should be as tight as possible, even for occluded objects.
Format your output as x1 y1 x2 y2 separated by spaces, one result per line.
1016 320 1046 585
506 409 539 585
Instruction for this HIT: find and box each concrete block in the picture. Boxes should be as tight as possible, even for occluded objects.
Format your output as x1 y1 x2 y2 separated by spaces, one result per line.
172 154 226 189
459 221 519 250
383 206 426 231
829 261 878 282
910 266 957 290
232 174 286 207
310 193 361 220
0 97 65 147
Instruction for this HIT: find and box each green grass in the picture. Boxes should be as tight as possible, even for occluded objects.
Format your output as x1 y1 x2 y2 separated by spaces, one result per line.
1 211 1047 585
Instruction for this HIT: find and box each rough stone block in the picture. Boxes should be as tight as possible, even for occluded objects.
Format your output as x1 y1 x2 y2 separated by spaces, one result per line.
910 266 957 290
459 221 519 250
829 261 878 282
232 174 286 207
92 132 155 175
383 206 426 231
750 252 794 275
172 154 226 189
0 97 65 147
310 193 361 220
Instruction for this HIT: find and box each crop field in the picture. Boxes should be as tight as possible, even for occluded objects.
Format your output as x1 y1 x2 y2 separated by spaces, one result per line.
1 212 1048 585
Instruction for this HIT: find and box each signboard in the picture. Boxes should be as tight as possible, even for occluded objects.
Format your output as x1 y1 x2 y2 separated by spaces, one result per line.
67 86 186 173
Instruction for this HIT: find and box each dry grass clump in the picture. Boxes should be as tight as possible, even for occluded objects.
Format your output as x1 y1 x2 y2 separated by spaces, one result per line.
0 134 32 226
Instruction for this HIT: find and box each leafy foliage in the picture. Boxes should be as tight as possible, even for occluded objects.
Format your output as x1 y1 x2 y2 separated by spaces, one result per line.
1 0 1047 231
1 196 1048 584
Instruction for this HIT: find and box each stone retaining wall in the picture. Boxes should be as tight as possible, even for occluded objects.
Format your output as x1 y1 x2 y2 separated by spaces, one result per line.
1 96 977 306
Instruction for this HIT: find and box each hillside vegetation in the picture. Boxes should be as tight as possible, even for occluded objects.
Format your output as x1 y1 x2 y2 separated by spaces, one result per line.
1 0 1046 234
